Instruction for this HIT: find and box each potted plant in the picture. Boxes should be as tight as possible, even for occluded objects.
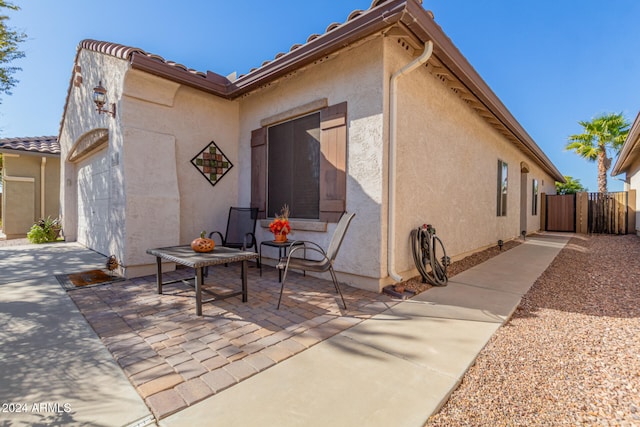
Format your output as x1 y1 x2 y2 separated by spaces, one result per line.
27 217 62 244
269 205 291 242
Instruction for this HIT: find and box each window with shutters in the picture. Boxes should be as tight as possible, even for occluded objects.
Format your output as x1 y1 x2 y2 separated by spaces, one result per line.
251 102 347 223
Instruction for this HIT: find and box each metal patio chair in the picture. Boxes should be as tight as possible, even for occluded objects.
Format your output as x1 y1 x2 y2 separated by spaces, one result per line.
276 212 355 310
209 207 258 252
205 207 259 274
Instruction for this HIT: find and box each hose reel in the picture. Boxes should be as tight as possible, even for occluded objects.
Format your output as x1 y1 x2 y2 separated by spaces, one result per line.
410 224 449 286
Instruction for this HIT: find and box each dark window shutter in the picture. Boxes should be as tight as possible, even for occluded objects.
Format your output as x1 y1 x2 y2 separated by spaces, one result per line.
319 102 347 222
251 127 267 219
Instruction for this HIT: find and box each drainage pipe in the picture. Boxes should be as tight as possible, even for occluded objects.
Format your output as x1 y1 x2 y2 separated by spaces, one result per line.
387 40 433 282
41 157 46 218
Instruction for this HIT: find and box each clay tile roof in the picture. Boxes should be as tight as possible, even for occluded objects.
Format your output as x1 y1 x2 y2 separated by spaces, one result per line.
77 1 394 93
235 5 375 79
63 0 564 182
79 39 207 78
80 2 386 83
0 136 60 155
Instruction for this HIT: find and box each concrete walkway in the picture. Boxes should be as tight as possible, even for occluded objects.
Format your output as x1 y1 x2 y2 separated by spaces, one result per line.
161 233 569 427
0 233 569 426
0 242 153 427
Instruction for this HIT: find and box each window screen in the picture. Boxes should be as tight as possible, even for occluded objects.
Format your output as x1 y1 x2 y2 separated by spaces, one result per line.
267 113 321 219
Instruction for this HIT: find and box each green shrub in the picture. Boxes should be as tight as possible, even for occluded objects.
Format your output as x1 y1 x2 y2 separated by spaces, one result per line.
27 217 61 244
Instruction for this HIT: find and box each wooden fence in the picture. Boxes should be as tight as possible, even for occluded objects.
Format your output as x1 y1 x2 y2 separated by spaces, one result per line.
586 192 628 234
542 190 636 235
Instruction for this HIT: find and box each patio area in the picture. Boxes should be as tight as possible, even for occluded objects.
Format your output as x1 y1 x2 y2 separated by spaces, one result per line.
67 261 398 419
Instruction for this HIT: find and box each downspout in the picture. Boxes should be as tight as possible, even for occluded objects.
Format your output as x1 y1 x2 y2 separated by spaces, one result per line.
41 157 46 218
387 40 433 282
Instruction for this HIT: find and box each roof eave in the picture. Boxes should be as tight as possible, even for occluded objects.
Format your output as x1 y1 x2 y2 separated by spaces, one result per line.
230 0 409 98
0 148 60 156
130 54 231 98
65 0 564 183
130 0 410 99
399 1 564 182
612 110 640 176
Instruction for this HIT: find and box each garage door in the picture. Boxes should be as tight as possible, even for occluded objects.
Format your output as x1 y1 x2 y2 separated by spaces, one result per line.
77 148 110 256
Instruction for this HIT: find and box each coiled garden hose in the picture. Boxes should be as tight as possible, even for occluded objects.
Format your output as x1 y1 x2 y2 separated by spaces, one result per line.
410 224 449 286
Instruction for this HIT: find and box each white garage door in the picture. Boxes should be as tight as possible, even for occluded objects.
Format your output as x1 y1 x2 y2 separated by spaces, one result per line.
77 148 110 256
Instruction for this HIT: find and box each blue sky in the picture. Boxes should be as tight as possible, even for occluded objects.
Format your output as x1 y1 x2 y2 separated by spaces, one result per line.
2 0 639 192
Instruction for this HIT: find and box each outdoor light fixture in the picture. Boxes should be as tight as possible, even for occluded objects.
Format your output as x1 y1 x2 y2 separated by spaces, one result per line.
92 81 116 117
498 239 504 250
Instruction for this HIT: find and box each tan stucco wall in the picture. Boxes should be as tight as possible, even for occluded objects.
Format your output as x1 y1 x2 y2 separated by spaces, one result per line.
238 37 386 288
60 35 560 285
625 155 640 234
0 153 60 238
60 51 128 269
121 72 240 276
386 37 557 278
236 35 558 291
61 50 240 277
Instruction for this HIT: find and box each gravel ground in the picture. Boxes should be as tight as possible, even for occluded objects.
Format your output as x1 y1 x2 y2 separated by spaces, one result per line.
426 234 640 426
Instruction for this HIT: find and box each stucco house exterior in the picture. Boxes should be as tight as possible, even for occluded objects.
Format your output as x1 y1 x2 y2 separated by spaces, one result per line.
58 0 563 291
0 136 60 239
612 111 640 235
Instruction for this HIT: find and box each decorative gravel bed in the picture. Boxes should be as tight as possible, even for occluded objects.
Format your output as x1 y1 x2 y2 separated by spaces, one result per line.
426 234 640 426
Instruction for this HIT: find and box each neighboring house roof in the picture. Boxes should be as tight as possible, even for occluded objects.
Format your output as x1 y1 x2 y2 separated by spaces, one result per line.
63 0 564 182
612 111 640 176
0 136 60 155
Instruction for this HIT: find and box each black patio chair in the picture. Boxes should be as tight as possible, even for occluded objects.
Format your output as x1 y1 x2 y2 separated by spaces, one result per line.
276 212 355 310
209 207 258 252
205 207 259 273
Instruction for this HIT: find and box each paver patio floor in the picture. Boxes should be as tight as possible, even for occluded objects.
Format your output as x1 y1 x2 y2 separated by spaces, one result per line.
68 262 397 419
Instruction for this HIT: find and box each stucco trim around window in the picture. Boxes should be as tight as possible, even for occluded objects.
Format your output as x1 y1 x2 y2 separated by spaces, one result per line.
260 98 328 128
259 219 327 233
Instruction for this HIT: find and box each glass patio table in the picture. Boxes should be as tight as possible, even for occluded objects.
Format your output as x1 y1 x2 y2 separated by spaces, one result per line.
146 245 259 316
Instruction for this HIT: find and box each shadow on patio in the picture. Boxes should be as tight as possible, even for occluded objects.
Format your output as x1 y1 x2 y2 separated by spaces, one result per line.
68 262 397 420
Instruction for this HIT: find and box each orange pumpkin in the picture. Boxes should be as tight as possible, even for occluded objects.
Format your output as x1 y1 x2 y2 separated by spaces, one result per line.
191 231 215 253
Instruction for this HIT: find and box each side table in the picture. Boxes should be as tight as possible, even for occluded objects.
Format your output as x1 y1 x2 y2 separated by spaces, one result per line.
259 240 305 282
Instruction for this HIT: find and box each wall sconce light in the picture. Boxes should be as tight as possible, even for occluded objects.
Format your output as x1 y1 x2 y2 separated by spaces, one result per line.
92 81 116 117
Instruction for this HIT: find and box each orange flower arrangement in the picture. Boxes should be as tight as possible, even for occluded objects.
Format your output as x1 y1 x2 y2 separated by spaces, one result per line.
269 204 291 240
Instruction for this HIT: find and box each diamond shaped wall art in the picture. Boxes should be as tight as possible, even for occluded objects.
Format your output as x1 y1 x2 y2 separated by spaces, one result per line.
190 140 233 187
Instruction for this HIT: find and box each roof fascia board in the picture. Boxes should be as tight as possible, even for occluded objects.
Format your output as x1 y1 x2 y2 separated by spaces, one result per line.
127 0 409 100
612 110 640 175
75 0 564 182
400 0 563 182
230 0 409 97
0 148 59 157
130 54 231 98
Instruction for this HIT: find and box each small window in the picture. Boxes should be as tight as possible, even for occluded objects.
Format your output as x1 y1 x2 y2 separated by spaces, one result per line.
267 113 321 219
532 179 539 215
497 160 508 216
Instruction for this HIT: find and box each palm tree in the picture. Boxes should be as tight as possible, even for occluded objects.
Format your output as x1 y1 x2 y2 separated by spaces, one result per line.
566 113 630 193
556 175 587 195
